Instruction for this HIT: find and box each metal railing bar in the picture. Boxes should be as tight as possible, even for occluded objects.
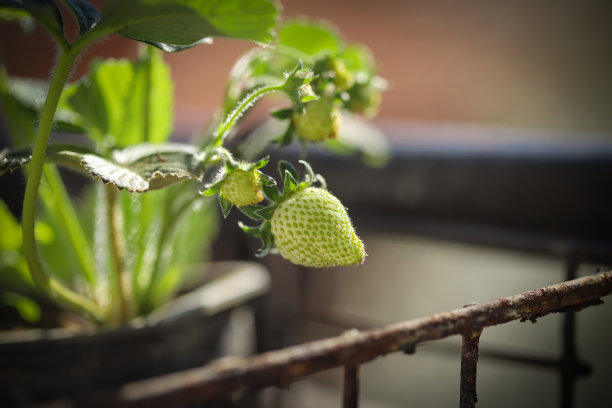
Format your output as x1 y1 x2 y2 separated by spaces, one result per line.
343 364 360 408
460 329 482 408
561 258 579 408
68 270 612 408
300 313 592 373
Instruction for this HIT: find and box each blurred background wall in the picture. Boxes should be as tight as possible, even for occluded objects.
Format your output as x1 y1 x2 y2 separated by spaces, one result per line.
2 0 612 136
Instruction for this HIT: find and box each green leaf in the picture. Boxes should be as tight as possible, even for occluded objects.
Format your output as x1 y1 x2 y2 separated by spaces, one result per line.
238 204 265 220
255 205 276 220
0 0 63 37
0 148 31 175
298 159 315 184
2 143 206 192
238 221 261 238
283 169 297 194
255 220 273 256
260 173 279 202
61 0 100 35
1 292 41 323
88 144 205 192
278 19 342 61
339 44 376 75
145 189 219 307
219 196 232 218
278 160 298 182
0 143 98 175
250 155 269 170
0 199 22 250
0 75 83 137
61 48 173 147
96 0 278 51
200 179 223 196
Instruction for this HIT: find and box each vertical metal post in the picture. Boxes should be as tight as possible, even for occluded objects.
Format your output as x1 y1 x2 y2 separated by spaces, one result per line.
460 329 483 408
561 258 578 408
343 364 360 408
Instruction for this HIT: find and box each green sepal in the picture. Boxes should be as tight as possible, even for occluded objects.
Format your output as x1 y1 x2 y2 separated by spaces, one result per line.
315 173 327 189
200 179 223 196
298 159 315 185
255 205 276 220
250 155 269 170
270 108 293 120
219 196 233 218
237 220 273 258
238 221 261 238
255 220 273 257
279 161 298 194
278 160 298 182
238 204 266 220
283 169 297 194
301 94 318 103
255 244 272 258
260 173 280 202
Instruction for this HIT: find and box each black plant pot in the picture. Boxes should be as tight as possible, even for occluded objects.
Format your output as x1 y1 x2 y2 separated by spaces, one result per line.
0 261 270 406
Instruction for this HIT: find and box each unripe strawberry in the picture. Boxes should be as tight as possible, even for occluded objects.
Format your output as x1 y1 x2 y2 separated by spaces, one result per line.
220 169 264 207
329 58 354 91
270 187 365 267
347 81 382 119
292 98 341 142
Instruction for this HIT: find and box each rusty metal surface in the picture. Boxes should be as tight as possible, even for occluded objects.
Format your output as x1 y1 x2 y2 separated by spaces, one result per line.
66 270 612 408
460 329 482 408
343 363 360 408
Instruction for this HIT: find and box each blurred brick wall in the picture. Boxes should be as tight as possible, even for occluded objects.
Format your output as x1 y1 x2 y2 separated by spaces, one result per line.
2 0 612 135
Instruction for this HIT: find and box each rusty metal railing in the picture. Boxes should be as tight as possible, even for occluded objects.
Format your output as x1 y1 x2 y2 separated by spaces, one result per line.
65 268 612 408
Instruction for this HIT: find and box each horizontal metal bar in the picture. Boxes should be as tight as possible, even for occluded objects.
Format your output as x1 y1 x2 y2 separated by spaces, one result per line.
71 270 612 408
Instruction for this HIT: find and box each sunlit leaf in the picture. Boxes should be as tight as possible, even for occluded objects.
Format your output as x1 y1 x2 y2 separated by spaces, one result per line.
278 20 342 60
95 0 278 51
1 292 41 323
61 48 173 147
0 199 21 250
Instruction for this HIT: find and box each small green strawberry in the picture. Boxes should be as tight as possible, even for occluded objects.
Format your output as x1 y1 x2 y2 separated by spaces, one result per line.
270 186 365 267
292 98 341 142
220 169 264 207
347 79 383 119
329 58 354 91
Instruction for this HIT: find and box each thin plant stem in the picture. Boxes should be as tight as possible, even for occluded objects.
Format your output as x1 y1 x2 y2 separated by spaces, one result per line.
2 66 99 290
213 84 282 147
21 49 104 320
106 184 129 323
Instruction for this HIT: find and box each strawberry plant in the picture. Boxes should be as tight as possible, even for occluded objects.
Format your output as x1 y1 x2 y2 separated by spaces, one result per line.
0 0 384 325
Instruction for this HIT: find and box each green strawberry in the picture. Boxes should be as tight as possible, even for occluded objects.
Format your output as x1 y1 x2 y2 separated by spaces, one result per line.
220 169 264 207
347 81 382 119
292 98 341 142
270 187 365 267
329 58 354 91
